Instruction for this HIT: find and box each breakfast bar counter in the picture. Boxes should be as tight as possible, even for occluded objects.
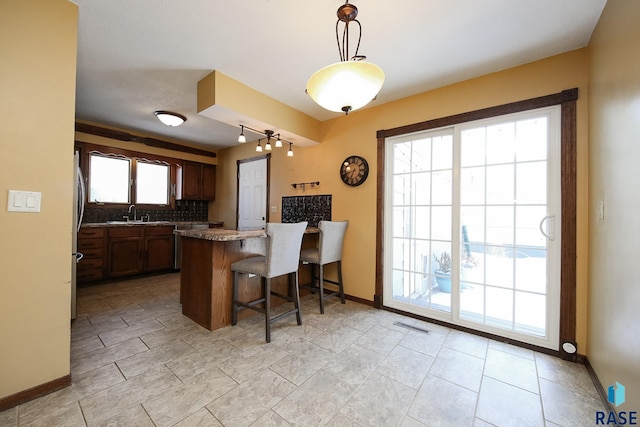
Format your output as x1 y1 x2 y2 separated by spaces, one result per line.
175 227 318 330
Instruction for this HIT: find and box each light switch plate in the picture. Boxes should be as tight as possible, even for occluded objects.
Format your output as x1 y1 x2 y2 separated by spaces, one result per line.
7 190 41 212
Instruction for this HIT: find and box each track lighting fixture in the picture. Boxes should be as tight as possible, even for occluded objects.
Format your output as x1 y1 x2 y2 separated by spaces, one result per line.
237 125 296 157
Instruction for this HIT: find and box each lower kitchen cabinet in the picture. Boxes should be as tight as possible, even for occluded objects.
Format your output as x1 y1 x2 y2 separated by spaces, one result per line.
77 227 106 282
79 225 175 283
144 226 175 272
107 227 144 278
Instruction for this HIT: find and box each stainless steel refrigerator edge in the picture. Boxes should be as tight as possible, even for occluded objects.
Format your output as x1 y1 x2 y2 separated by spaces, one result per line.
71 151 85 319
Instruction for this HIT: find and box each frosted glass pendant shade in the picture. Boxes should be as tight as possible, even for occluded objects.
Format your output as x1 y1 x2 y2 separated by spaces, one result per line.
306 60 384 114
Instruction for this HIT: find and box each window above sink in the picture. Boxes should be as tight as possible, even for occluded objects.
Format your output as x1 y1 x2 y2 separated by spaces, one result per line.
75 140 214 224
89 152 170 206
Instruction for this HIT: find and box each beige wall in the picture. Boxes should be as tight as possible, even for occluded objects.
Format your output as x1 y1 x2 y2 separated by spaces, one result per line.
588 0 640 409
0 0 78 399
215 49 591 352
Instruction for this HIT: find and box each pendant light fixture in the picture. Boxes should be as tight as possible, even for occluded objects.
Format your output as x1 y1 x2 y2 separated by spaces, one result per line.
154 110 186 127
306 2 384 115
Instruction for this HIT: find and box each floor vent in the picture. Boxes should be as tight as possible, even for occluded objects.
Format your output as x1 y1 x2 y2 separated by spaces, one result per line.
393 321 431 334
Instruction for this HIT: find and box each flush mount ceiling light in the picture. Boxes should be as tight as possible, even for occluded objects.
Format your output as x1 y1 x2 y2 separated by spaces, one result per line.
306 1 385 115
154 110 186 127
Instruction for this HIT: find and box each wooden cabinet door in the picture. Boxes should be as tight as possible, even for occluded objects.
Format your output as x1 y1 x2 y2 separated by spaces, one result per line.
108 237 143 277
201 164 216 201
108 227 143 277
144 226 174 272
178 161 216 201
181 161 201 200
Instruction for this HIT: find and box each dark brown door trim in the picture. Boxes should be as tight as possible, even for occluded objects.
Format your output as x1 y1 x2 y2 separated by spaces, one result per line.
236 154 271 230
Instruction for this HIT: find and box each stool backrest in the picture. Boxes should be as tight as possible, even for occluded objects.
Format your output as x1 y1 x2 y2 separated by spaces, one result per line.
265 221 308 278
318 220 349 264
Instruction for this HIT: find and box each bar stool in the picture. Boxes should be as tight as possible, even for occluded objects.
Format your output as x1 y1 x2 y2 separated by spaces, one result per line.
231 221 308 343
300 220 348 314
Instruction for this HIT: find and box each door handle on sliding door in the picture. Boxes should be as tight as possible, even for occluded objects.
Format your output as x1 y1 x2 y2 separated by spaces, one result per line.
539 215 556 241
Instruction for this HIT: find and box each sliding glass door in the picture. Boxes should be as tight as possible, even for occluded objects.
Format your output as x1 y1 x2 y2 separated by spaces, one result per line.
388 129 455 313
384 106 561 349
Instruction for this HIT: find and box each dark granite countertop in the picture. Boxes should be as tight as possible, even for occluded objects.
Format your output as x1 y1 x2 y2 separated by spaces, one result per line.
81 221 223 228
174 227 320 242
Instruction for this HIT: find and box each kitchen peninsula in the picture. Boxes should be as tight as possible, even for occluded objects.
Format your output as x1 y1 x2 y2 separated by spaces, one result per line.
176 227 318 330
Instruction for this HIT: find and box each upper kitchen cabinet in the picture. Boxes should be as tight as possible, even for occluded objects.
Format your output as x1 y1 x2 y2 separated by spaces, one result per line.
177 161 216 201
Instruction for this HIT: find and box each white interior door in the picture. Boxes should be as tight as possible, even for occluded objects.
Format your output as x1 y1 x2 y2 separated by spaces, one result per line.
237 158 267 230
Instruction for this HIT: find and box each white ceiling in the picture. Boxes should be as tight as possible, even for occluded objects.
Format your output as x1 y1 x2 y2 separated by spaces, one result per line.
73 0 606 150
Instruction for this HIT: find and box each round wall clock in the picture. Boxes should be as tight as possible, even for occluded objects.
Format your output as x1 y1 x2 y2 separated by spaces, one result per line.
340 155 369 187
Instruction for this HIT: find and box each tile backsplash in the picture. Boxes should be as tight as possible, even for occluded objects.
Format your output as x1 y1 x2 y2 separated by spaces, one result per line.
281 195 331 227
83 200 208 223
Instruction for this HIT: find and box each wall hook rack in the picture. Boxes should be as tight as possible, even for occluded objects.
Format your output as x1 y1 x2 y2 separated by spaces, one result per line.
291 181 320 189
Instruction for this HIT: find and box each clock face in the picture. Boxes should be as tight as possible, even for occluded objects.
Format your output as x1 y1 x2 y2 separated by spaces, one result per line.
340 155 369 187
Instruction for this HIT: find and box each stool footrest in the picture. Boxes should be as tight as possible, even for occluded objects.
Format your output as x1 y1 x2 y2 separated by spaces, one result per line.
270 308 300 323
234 298 267 315
322 290 340 299
270 290 294 302
300 283 340 299
300 278 340 287
234 300 300 320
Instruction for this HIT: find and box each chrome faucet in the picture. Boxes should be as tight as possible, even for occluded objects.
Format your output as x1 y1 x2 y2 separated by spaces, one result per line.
128 204 136 221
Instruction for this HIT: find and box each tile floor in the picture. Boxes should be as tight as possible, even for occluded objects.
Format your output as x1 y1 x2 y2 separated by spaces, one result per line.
0 273 605 426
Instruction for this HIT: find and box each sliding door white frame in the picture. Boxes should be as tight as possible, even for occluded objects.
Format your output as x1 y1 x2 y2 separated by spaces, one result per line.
383 106 562 350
